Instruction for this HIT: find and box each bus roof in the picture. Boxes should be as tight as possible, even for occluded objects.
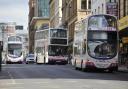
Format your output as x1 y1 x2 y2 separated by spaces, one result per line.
88 14 117 19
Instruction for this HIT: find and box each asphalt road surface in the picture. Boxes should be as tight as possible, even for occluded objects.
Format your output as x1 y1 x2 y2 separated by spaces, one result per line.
0 64 128 89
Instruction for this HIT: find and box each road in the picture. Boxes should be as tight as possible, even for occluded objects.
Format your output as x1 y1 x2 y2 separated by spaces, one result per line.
0 64 128 89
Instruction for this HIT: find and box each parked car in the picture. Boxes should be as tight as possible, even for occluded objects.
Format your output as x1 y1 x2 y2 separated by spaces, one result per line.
25 54 36 64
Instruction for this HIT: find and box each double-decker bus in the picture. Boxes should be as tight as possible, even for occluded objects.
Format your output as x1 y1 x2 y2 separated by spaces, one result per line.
6 36 23 63
73 14 119 72
35 28 68 64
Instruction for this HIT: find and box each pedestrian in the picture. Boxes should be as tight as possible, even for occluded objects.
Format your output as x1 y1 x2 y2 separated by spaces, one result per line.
68 54 72 64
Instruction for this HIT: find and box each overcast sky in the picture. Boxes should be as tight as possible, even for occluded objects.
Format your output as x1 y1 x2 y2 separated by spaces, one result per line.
0 0 28 30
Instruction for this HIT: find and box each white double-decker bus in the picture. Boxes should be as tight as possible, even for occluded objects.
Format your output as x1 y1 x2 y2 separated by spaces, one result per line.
35 28 68 64
73 14 119 72
6 36 23 63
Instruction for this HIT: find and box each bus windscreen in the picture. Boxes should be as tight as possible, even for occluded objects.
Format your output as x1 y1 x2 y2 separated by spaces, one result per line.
8 44 22 58
87 15 118 59
48 46 67 56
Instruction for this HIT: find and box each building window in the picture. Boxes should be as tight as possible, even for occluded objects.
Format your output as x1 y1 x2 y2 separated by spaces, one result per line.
127 0 128 15
32 1 35 7
118 0 120 19
92 12 93 15
124 0 126 16
110 0 117 3
102 4 104 14
38 0 50 18
125 0 128 15
98 7 100 14
81 0 87 9
95 9 96 14
88 0 91 9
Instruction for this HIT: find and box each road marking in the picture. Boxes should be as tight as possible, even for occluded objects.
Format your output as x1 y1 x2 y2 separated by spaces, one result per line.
0 76 6 78
0 82 24 86
35 81 49 84
7 71 16 84
2 64 6 66
65 80 77 83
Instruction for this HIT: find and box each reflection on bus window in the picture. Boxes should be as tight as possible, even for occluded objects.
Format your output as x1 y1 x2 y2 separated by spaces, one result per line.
8 36 22 41
50 29 67 38
87 31 117 59
8 44 22 58
48 46 67 56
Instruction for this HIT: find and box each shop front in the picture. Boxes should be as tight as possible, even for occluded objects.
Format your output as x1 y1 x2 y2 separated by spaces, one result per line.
118 16 128 66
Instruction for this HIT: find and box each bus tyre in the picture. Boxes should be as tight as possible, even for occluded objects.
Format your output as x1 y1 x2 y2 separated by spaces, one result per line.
74 59 76 67
75 64 78 70
44 57 46 64
81 60 83 70
75 67 78 70
81 65 86 72
82 68 87 72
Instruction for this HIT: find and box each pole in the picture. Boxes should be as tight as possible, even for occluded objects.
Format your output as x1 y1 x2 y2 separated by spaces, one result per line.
0 41 3 72
0 45 2 71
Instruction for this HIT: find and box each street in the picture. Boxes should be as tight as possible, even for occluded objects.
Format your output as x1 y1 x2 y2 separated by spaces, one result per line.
0 64 128 89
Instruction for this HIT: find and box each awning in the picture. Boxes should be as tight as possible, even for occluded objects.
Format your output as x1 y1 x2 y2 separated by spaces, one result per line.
118 16 128 31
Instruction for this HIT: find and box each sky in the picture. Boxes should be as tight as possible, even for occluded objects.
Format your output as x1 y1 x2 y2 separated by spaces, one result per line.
0 0 29 30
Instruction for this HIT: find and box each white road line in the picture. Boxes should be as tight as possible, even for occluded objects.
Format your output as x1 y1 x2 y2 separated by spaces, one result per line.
0 76 6 78
65 80 77 83
2 64 6 66
7 71 16 84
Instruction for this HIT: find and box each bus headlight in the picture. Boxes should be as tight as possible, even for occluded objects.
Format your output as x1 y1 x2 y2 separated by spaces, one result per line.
86 61 95 66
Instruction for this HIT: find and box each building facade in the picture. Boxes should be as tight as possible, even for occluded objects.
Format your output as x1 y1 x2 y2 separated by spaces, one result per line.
91 0 118 17
118 0 128 66
0 22 17 61
28 0 50 53
49 0 62 28
0 22 16 52
62 0 91 52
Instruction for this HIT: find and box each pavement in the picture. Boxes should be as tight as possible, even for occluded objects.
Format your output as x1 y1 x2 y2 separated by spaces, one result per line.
118 66 128 73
